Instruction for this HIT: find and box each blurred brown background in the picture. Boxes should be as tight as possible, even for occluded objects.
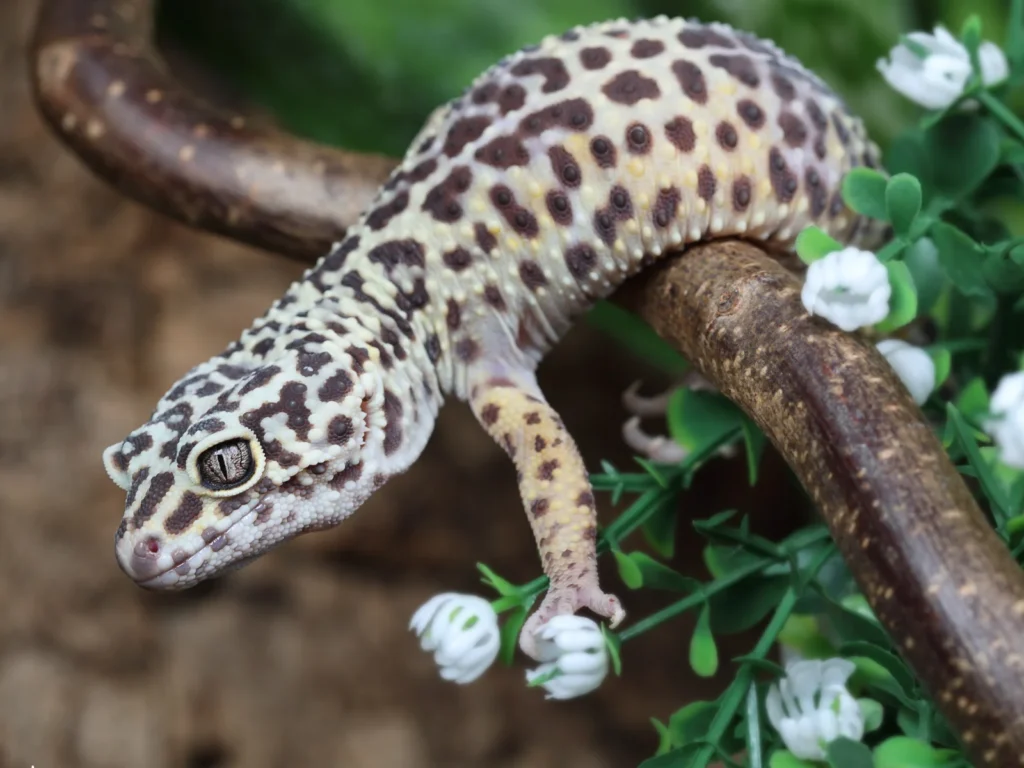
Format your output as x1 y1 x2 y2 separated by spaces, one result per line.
0 1 814 766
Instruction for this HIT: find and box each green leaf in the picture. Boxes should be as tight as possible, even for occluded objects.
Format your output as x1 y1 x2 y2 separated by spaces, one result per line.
903 238 946 313
709 574 789 634
930 348 952 388
839 641 917 696
816 589 892 647
796 226 843 264
885 174 922 237
955 376 991 419
886 132 933 200
498 606 528 665
628 552 702 593
668 700 718 746
946 403 1010 519
586 301 690 375
614 549 644 589
769 751 819 768
931 222 992 299
689 603 719 677
742 418 767 486
827 737 874 768
600 623 623 676
858 698 885 733
926 113 1002 202
477 562 518 596
666 389 746 455
842 168 889 220
642 499 678 559
873 736 952 768
650 718 674 757
876 260 918 333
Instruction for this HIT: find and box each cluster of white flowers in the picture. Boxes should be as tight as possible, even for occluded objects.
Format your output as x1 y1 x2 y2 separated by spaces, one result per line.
986 371 1024 470
801 247 891 332
766 659 866 760
410 593 609 698
877 26 1009 110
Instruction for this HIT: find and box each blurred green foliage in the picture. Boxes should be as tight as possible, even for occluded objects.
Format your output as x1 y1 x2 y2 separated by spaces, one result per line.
156 0 1007 159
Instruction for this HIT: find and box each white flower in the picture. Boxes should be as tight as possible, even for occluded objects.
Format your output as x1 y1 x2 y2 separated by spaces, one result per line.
876 339 936 405
877 26 1010 110
801 247 891 332
409 593 500 684
525 615 609 699
766 658 865 761
985 371 1024 470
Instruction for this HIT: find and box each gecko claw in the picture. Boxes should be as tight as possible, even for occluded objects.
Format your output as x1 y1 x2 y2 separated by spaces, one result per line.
519 583 625 661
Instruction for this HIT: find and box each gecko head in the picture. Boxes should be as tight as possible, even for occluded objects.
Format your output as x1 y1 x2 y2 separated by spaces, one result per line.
102 342 398 590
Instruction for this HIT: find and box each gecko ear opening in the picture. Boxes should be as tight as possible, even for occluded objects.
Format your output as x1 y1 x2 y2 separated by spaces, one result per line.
102 443 132 491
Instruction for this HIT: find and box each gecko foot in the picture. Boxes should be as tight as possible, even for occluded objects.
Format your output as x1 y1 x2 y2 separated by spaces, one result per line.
519 581 626 660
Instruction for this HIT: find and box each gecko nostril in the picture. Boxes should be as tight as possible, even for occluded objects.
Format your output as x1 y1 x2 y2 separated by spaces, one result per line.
122 536 166 582
147 538 160 554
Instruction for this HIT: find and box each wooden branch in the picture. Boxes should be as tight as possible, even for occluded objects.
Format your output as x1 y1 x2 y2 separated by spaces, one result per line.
622 241 1024 766
28 0 398 261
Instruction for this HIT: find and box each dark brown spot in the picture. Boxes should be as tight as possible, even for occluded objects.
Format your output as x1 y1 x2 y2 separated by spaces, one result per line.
806 168 827 217
602 70 661 105
443 246 473 271
697 165 716 202
314 235 361 283
511 57 570 92
829 191 845 218
631 39 665 58
519 260 547 290
329 461 364 489
716 121 738 150
474 222 497 253
589 136 616 168
565 244 597 279
425 334 441 363
525 412 542 425
654 187 680 227
520 98 594 135
492 186 537 236
609 186 632 218
534 435 547 451
422 166 473 222
365 190 409 230
481 403 500 426
806 99 828 131
709 54 760 87
318 371 353 401
732 176 752 211
498 84 526 114
502 433 516 456
769 148 798 202
679 27 736 49
778 112 807 147
484 285 506 311
382 390 403 456
472 82 499 105
133 472 174 528
546 190 573 225
576 491 595 509
580 46 611 70
594 211 615 246
531 498 550 517
626 123 651 154
239 381 312 445
549 145 582 187
446 299 461 330
814 135 827 160
327 416 354 446
771 71 796 101
346 346 369 374
474 135 530 169
737 99 765 129
165 491 203 534
455 338 479 362
664 116 695 152
367 239 425 272
832 113 851 146
443 116 491 157
537 459 560 480
583 525 598 541
672 60 707 104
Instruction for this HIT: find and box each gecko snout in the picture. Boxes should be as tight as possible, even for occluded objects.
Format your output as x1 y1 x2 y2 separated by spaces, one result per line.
118 536 165 583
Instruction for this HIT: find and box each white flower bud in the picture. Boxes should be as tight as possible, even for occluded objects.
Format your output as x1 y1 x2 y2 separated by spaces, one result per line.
525 615 609 700
876 339 936 405
801 247 891 332
410 593 500 684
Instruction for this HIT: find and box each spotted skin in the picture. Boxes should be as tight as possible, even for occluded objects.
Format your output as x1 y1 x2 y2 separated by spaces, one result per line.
103 17 884 659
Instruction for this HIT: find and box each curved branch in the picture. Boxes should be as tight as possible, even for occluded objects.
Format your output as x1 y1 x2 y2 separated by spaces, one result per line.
622 241 1024 766
28 0 398 261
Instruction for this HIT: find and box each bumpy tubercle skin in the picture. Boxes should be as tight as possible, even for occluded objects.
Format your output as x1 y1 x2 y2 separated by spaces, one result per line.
102 17 884 658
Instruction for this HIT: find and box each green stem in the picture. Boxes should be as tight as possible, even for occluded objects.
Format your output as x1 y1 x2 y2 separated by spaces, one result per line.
618 526 831 642
1009 0 1024 63
688 544 836 768
977 89 1024 144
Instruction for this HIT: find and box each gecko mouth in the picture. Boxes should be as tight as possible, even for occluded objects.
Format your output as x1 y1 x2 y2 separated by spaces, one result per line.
130 506 258 589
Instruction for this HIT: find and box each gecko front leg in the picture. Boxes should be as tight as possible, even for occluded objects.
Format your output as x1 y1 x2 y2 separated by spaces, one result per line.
468 367 625 660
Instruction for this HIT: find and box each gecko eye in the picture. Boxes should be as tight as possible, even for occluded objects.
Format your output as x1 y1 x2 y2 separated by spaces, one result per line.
198 439 254 490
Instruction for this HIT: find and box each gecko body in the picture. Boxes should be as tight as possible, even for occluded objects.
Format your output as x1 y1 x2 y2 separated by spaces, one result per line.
103 17 883 656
